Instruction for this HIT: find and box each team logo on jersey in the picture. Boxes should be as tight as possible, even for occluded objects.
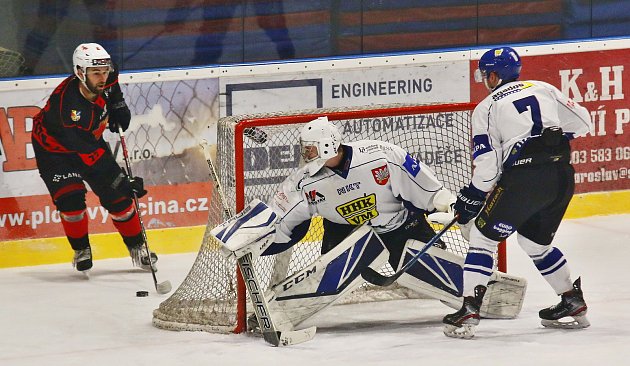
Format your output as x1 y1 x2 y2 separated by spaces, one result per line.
371 165 390 185
491 222 515 238
336 193 378 225
472 134 492 159
70 110 81 122
402 154 420 177
305 190 325 205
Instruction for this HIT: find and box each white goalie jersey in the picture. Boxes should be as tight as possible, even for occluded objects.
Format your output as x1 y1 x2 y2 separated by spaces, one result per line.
270 139 445 244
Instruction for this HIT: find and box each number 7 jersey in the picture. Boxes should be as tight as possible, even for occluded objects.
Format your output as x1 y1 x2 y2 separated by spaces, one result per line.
471 79 592 192
270 140 445 244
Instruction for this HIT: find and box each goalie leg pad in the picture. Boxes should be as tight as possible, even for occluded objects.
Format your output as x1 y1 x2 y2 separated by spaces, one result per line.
395 242 464 308
265 225 389 331
395 240 527 319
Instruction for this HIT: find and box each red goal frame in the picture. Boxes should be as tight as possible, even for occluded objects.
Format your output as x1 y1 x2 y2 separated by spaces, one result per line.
228 102 507 333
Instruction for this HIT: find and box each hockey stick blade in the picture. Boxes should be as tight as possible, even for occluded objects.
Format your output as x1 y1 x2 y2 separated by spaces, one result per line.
361 216 458 287
274 326 317 347
156 280 172 294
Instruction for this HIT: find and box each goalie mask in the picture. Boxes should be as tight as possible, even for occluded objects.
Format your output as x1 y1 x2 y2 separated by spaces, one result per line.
300 117 342 176
72 43 112 83
474 47 521 91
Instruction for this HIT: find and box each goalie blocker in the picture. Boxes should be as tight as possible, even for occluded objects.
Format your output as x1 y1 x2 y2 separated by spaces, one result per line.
211 200 527 344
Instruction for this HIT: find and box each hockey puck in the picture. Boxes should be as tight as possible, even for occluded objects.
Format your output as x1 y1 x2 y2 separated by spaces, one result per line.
136 291 149 297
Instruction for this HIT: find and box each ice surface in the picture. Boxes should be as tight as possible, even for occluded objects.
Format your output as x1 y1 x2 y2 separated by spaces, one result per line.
1 214 629 366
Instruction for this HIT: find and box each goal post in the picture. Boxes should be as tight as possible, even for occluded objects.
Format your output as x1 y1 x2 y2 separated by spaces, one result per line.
153 102 507 334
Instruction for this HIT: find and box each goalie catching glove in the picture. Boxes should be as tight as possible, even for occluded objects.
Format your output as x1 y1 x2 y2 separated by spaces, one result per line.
211 199 278 261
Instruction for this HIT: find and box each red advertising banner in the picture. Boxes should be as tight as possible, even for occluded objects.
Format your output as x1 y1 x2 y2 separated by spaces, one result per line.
0 77 219 241
0 181 213 241
471 48 630 194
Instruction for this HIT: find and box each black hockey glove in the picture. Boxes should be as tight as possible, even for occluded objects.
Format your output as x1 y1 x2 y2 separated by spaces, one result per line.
108 100 131 133
453 184 487 224
112 173 147 199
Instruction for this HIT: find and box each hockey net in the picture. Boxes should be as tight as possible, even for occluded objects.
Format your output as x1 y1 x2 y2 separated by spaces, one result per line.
153 102 506 334
0 47 25 77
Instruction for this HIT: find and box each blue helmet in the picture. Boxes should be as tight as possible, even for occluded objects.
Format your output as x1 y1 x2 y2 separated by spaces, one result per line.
476 47 522 83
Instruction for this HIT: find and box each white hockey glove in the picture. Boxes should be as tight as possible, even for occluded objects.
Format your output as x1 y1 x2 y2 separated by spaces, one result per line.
432 188 456 213
427 211 455 226
210 199 277 261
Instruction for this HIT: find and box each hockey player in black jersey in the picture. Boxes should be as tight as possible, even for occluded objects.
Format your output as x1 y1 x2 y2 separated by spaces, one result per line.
443 46 591 339
31 43 157 272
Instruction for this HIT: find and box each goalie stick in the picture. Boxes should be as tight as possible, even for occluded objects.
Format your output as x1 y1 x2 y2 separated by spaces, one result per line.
200 141 316 347
118 126 172 295
361 216 458 287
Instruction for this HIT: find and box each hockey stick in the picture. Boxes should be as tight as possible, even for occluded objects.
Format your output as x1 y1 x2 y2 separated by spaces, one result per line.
118 126 172 294
361 216 458 287
200 141 316 347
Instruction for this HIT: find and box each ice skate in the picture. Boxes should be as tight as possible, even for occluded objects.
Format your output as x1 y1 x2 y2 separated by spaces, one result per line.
443 285 486 339
540 277 589 329
128 245 158 271
73 247 93 272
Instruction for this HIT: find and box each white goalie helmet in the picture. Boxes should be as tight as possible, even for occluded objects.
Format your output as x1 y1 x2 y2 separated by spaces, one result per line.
300 116 342 176
72 43 112 82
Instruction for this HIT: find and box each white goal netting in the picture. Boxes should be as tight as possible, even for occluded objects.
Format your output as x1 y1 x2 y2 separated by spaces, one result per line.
153 102 491 333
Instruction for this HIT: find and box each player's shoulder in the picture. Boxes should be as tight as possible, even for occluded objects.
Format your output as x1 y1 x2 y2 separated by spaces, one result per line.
281 165 328 193
348 140 407 168
46 76 80 112
348 139 399 155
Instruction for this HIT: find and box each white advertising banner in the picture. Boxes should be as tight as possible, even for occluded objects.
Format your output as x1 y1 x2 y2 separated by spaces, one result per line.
220 61 470 117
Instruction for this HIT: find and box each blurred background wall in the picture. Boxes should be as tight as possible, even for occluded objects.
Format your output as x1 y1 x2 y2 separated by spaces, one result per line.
1 0 629 77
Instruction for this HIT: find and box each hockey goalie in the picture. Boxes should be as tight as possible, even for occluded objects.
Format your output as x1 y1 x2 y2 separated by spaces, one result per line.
211 117 527 345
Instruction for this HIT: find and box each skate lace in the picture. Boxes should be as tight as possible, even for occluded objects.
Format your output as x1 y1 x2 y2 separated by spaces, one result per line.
128 247 145 266
73 248 91 263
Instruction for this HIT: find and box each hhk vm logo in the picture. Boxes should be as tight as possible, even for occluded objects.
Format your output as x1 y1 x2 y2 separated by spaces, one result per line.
371 165 389 185
336 193 378 225
305 190 325 204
